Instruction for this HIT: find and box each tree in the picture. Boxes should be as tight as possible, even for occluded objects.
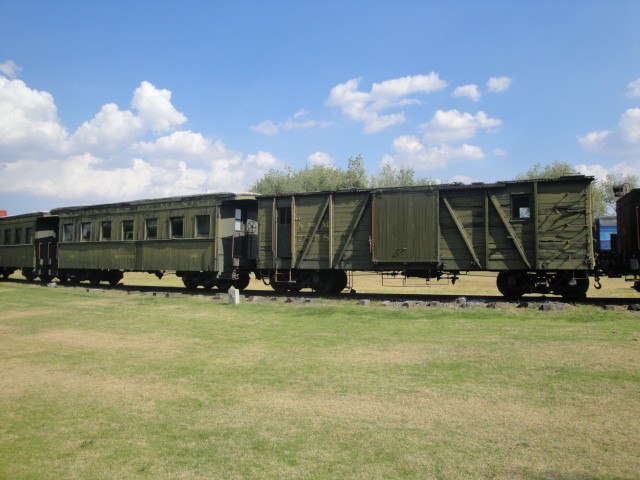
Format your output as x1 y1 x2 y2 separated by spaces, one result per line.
248 155 369 195
598 172 639 214
515 161 576 180
370 163 435 188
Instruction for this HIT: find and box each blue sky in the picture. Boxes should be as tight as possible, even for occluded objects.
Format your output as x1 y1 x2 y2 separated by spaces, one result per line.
1 0 639 215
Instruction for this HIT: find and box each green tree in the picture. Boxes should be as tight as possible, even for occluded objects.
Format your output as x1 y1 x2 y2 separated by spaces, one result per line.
598 172 639 214
248 155 369 194
370 163 435 188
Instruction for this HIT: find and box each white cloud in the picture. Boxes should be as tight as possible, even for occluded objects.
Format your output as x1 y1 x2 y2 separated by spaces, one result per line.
421 109 502 143
326 73 447 133
626 78 640 98
307 151 335 167
131 81 187 133
452 84 481 102
0 60 22 79
492 148 508 157
579 107 640 156
487 76 511 93
251 110 331 136
0 76 68 158
0 78 283 204
574 163 610 182
384 134 484 171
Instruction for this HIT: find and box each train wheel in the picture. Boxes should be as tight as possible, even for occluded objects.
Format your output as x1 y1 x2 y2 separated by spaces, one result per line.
555 274 589 300
233 272 251 290
216 279 233 293
330 270 348 293
22 268 36 282
496 272 529 300
182 274 199 290
311 270 335 294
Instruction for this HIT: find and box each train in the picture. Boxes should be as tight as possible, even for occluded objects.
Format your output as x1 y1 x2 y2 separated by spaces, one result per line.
1 175 639 299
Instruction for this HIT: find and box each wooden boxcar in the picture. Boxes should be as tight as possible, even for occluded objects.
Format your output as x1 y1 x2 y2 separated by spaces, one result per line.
0 212 58 281
256 175 595 299
51 193 257 290
615 188 640 291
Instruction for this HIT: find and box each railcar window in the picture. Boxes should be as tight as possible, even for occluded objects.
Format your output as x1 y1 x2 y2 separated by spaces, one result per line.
146 218 158 239
122 220 134 240
4 229 10 245
235 208 243 232
26 227 33 244
195 215 210 237
63 224 73 242
512 194 531 220
81 222 91 241
101 221 112 241
170 217 184 238
14 228 22 245
279 207 291 225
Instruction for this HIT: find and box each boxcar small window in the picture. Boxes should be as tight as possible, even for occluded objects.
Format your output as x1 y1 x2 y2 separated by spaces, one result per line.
101 221 112 241
63 224 73 242
279 207 291 225
146 218 158 239
235 208 243 232
81 222 91 241
512 194 531 220
122 220 134 240
170 217 184 238
14 228 22 245
26 227 33 244
195 215 210 237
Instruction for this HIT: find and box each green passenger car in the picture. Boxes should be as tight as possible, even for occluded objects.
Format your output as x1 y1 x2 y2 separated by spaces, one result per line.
51 193 257 290
0 212 42 280
256 175 595 299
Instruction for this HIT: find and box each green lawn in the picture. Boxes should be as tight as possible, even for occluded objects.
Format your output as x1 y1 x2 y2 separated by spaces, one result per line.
1 281 639 479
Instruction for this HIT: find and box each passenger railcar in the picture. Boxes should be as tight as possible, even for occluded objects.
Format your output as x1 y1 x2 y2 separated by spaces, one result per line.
50 193 258 290
256 175 595 299
0 212 57 281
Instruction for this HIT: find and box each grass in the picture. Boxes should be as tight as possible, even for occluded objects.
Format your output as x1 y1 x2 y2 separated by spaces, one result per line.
1 280 639 479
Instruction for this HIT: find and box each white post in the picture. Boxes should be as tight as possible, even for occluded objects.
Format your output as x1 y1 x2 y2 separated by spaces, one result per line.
228 287 240 305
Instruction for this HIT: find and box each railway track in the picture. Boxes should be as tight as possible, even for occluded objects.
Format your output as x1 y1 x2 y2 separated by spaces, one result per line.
6 277 639 310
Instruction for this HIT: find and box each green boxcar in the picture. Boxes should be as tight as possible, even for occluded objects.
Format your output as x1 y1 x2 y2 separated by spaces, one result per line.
257 175 595 299
51 193 257 290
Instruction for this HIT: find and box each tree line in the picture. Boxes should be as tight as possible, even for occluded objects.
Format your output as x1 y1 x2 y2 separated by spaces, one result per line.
249 156 637 216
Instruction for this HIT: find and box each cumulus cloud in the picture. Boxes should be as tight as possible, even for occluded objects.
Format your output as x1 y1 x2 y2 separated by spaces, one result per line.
307 151 335 167
326 73 447 133
421 109 502 143
0 74 283 205
383 135 484 171
579 107 640 156
626 78 640 98
251 109 331 136
579 78 640 157
452 84 481 102
0 60 22 79
0 76 69 158
487 76 511 93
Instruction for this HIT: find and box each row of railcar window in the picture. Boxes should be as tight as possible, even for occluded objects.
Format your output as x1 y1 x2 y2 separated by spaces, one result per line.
58 209 244 242
2 227 34 245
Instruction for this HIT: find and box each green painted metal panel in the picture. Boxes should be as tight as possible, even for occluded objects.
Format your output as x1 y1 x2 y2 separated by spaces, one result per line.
372 190 439 263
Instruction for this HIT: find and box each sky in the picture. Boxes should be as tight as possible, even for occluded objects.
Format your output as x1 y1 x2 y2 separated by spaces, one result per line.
1 0 639 215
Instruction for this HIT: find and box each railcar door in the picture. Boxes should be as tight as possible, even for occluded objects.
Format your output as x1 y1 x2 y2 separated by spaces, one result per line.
35 216 59 277
372 190 439 264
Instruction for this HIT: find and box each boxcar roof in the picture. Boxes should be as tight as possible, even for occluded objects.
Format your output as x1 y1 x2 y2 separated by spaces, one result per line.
50 192 256 214
0 211 49 221
256 175 594 198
